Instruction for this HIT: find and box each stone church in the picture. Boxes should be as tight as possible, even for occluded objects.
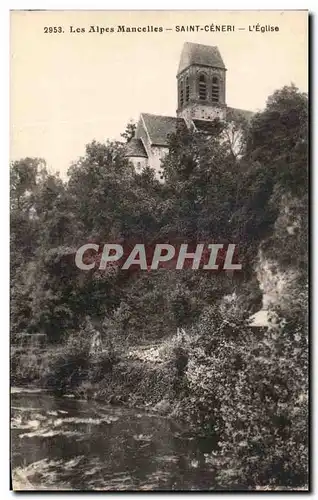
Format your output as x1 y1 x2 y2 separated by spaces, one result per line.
125 42 252 178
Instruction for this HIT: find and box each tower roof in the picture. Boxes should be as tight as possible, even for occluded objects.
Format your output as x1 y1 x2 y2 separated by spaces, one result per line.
178 42 226 75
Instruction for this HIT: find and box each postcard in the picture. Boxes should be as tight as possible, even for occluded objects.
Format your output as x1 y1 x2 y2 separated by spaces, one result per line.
10 10 308 491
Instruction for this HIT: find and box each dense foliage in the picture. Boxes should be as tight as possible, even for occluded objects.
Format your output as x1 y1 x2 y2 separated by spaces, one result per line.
11 85 308 489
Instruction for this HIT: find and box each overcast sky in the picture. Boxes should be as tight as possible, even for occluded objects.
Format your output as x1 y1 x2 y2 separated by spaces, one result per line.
10 10 308 177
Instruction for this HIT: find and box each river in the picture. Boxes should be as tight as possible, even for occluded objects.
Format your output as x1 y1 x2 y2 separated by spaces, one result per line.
11 388 219 491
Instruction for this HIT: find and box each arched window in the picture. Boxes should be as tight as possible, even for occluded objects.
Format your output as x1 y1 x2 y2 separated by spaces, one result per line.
212 76 220 103
179 79 184 107
185 77 190 102
198 74 207 100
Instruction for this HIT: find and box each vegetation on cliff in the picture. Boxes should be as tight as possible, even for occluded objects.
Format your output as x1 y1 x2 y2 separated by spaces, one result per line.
11 85 308 489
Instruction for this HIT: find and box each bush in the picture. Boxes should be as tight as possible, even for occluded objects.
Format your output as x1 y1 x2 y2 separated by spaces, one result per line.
215 310 308 489
43 329 119 393
11 346 45 385
174 295 308 489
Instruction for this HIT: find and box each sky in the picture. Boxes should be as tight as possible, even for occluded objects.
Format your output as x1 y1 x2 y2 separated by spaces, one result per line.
10 10 308 178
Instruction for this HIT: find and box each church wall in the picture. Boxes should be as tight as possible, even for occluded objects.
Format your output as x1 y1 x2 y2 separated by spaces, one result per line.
180 103 227 121
148 146 169 180
129 156 148 172
191 65 226 105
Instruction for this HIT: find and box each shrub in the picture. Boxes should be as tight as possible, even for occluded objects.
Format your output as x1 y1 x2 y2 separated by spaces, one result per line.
11 346 44 385
215 310 308 489
42 329 119 393
175 294 308 489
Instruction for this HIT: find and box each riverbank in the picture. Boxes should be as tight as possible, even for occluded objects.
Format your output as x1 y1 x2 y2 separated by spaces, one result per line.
11 335 188 419
11 387 308 492
11 323 309 491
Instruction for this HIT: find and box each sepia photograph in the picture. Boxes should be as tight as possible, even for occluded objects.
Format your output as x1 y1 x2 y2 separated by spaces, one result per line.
10 10 309 491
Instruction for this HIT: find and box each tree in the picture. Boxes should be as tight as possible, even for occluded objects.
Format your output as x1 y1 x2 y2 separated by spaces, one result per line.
120 120 136 143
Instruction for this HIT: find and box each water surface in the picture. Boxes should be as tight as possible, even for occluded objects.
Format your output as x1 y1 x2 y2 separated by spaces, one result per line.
11 388 218 491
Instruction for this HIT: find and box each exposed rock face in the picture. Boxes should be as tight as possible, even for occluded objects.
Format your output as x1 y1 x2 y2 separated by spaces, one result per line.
256 252 299 310
256 193 302 313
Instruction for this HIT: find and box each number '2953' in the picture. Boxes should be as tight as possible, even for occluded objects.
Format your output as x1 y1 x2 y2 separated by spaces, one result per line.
44 27 63 33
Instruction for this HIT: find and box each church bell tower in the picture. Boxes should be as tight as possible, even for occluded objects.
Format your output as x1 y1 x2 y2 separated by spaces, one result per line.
177 42 227 122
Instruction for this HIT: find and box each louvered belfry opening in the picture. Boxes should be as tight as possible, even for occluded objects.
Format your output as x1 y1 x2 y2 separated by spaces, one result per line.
185 77 190 102
212 76 219 103
179 79 184 107
198 74 207 100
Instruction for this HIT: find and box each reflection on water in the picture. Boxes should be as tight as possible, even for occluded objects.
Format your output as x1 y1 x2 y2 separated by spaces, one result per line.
11 389 218 491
